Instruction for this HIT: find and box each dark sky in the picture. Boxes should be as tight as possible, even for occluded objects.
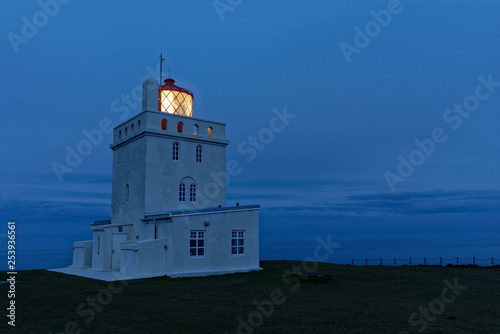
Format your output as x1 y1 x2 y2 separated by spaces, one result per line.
1 1 499 268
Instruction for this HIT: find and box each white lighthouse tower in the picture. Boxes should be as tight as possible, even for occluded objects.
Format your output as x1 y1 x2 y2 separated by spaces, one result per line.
67 76 261 279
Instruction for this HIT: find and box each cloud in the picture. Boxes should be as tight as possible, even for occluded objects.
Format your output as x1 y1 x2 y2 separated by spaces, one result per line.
0 197 110 225
263 189 500 218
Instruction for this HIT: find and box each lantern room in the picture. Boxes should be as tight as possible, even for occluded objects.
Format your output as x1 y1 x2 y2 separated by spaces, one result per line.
158 78 194 117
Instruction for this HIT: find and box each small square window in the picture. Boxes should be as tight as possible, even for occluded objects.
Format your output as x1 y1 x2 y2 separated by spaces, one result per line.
196 145 202 163
190 184 196 202
173 142 179 161
231 230 245 255
190 230 205 257
179 183 186 202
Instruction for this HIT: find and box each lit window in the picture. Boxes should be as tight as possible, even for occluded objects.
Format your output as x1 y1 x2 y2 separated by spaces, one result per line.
126 184 129 203
179 183 186 201
196 145 202 163
190 183 196 202
173 142 179 160
190 230 205 256
161 119 167 130
177 122 183 133
193 124 199 135
231 230 245 255
207 127 213 137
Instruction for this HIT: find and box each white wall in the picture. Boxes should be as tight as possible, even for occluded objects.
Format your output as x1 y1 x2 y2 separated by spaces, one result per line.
144 135 227 214
110 136 147 234
111 110 229 227
120 238 168 276
71 240 93 268
91 230 105 270
167 208 260 276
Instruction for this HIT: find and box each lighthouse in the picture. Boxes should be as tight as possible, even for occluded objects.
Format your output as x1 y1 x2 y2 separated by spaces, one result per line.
66 75 261 280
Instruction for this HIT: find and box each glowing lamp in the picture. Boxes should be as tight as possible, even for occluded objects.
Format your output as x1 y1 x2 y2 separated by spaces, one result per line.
158 78 193 117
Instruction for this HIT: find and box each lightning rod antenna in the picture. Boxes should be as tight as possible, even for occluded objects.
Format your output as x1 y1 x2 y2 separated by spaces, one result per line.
160 50 165 85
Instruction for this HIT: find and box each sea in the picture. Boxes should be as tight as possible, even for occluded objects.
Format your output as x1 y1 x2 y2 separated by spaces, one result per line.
1 209 499 271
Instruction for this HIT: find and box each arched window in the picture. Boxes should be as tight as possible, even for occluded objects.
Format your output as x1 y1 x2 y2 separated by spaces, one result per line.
207 127 213 137
179 183 186 202
131 124 134 133
177 122 183 133
161 119 167 130
138 120 141 130
193 124 199 135
190 183 196 202
125 127 128 136
126 184 129 203
196 145 202 163
172 142 179 161
119 130 122 140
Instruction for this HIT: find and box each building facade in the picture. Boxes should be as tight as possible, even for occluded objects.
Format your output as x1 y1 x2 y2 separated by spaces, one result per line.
70 77 261 278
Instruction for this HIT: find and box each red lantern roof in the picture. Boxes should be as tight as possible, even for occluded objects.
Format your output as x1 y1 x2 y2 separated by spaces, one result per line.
159 78 194 98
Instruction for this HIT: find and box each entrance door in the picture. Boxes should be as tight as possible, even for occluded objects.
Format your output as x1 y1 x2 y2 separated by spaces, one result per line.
112 234 127 270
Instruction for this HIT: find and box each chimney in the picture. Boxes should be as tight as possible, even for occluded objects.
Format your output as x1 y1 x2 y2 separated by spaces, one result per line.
142 78 159 112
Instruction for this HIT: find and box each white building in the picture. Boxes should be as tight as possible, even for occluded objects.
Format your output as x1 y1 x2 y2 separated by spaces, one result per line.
69 77 261 279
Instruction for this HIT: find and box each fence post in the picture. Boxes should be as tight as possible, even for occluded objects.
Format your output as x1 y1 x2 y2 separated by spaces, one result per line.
473 257 475 266
424 257 426 266
409 257 412 266
394 258 396 267
440 257 442 266
457 257 459 266
380 258 383 266
365 259 368 266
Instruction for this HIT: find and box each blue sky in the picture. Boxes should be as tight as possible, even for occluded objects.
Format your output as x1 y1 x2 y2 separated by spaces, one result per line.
1 1 499 269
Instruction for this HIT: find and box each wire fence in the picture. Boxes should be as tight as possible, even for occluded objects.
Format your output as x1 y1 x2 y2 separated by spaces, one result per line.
350 257 500 267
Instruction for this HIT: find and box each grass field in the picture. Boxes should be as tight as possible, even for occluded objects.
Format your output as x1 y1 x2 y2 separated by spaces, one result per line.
1 261 499 333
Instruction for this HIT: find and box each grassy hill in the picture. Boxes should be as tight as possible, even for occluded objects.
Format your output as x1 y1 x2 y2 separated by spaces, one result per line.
1 261 499 333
